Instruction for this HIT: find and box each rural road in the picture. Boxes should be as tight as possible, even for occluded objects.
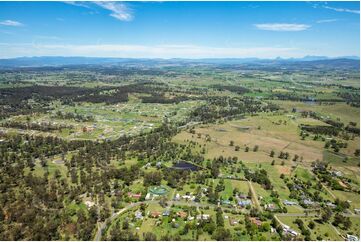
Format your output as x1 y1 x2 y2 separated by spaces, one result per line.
247 180 262 211
93 198 219 241
93 201 156 241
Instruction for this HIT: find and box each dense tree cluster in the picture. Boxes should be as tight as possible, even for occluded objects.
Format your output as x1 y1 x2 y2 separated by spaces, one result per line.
1 120 73 132
190 96 279 123
244 169 273 190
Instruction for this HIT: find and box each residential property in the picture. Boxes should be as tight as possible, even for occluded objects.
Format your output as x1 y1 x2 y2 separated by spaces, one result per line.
173 193 181 201
326 202 336 209
332 170 343 177
239 193 248 199
145 193 152 200
128 192 142 200
264 203 276 211
346 234 359 241
283 200 298 206
249 217 262 227
229 218 238 226
221 199 231 205
238 199 252 207
135 211 143 220
150 211 161 218
177 211 188 219
84 200 95 208
282 225 298 237
302 199 316 206
162 210 170 216
145 193 159 201
196 214 210 220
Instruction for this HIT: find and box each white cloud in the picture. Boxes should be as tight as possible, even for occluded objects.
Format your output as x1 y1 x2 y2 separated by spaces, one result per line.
64 1 91 9
0 20 23 27
0 43 299 59
94 2 133 21
63 1 133 21
323 6 360 14
254 23 310 31
33 35 62 40
316 19 338 24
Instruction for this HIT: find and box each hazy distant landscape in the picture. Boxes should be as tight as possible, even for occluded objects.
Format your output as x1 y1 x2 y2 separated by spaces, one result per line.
0 1 359 241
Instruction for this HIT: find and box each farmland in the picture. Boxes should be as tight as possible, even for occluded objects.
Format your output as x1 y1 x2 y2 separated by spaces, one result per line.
0 58 359 241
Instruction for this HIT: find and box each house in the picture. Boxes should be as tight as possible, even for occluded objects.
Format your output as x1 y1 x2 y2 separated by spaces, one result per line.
221 199 231 205
229 218 238 226
145 193 159 201
332 170 343 177
238 199 252 207
177 211 188 219
162 210 170 216
282 225 298 237
82 126 94 132
326 202 336 209
283 200 297 206
84 201 95 208
239 193 248 199
150 211 161 218
135 211 143 220
302 199 315 206
187 216 195 221
264 203 276 211
173 193 180 201
249 217 262 227
287 229 298 237
347 234 359 241
292 184 303 190
128 192 142 200
196 214 210 220
145 193 152 201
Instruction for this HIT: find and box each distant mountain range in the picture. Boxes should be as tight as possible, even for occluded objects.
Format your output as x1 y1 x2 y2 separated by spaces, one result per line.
0 56 359 68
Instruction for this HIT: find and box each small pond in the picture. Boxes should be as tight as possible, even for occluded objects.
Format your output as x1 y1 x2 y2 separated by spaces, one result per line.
171 161 201 171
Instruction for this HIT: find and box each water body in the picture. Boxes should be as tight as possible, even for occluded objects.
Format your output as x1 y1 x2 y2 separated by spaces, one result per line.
171 161 201 171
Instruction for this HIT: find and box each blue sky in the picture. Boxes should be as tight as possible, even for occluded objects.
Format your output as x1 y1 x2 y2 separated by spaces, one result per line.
0 1 359 58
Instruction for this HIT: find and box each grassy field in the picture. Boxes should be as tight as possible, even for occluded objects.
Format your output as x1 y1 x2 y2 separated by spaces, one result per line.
173 113 327 164
1 98 202 141
277 216 343 241
273 101 360 126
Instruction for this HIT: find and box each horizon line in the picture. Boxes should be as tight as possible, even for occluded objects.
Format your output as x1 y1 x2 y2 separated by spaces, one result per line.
1 55 360 60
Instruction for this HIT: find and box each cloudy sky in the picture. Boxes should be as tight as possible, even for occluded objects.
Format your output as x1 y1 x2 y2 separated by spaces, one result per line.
0 1 359 58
